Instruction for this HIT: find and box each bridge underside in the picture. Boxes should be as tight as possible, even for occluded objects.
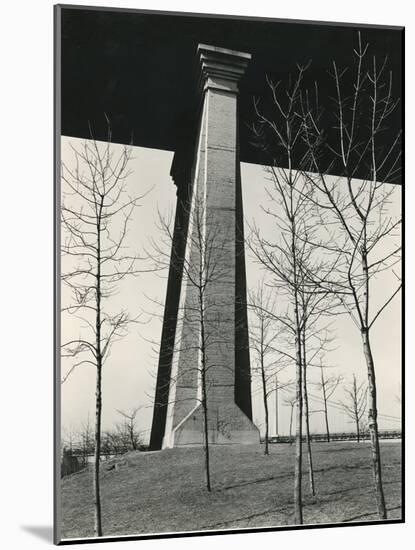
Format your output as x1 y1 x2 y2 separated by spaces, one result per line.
59 6 402 185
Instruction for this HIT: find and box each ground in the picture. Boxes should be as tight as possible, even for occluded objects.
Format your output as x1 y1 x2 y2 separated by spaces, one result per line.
61 441 402 540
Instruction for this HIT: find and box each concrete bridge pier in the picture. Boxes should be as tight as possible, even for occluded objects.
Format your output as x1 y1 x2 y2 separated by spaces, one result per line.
150 44 259 449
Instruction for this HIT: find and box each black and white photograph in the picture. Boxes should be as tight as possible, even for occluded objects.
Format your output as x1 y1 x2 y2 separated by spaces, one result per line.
54 3 403 545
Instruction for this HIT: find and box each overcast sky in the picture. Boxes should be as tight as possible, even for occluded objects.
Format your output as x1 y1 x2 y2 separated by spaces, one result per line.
60 136 401 443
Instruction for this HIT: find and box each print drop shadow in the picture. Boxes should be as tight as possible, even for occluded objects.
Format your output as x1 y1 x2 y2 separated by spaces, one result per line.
20 525 53 543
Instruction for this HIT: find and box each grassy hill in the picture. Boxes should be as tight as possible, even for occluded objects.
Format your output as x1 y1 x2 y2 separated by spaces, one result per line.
61 441 402 540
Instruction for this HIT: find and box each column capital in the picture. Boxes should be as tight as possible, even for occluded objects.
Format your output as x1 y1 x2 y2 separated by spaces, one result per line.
197 44 251 95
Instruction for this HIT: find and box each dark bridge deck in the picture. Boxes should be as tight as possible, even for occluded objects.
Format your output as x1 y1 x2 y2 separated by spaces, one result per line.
57 5 403 183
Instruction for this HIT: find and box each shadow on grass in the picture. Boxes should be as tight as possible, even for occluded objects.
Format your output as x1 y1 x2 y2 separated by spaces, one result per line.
204 500 402 530
219 470 292 491
203 503 292 530
323 479 400 499
342 505 402 522
220 462 374 492
312 444 369 454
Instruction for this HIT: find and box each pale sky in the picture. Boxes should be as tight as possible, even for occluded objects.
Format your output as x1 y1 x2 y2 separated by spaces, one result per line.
60 136 401 443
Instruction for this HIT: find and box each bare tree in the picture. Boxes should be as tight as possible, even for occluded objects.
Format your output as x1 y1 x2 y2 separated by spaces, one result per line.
248 282 288 455
249 63 340 521
116 407 142 451
249 66 310 524
301 319 338 495
61 424 76 455
284 395 297 445
300 32 401 519
299 301 334 496
102 429 126 458
78 415 94 467
60 125 146 536
341 374 368 443
300 323 317 495
316 362 342 442
249 278 326 496
149 190 235 492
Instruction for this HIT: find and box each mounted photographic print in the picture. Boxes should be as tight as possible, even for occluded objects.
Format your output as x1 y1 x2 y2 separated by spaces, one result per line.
54 4 404 544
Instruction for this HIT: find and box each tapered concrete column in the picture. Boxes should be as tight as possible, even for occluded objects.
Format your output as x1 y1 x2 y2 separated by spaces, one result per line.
149 153 192 451
159 44 259 448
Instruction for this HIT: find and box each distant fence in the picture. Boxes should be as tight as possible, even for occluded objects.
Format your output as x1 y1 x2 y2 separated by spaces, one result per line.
262 430 402 444
61 445 149 477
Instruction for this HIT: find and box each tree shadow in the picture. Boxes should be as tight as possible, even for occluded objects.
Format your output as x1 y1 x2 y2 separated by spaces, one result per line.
219 470 292 491
323 479 399 499
342 505 402 522
20 525 53 543
203 504 291 530
220 461 374 492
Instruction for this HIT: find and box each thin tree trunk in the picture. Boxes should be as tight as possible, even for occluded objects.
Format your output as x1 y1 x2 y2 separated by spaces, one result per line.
130 424 136 450
302 331 315 496
275 376 279 438
201 368 211 492
260 342 269 455
294 331 303 524
289 170 303 524
199 291 211 492
83 440 87 468
362 327 387 519
93 365 102 537
320 367 330 442
93 210 103 537
289 405 294 445
263 392 269 455
324 406 330 442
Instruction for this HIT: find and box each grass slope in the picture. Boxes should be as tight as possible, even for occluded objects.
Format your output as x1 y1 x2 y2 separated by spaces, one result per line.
61 441 402 539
